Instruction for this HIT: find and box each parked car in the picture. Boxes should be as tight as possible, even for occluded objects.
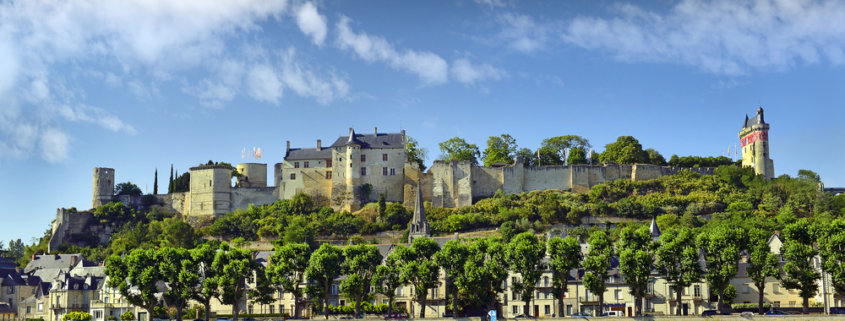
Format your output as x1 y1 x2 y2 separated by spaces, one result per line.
600 311 623 317
193 319 205 321
383 313 408 320
766 310 789 315
571 312 592 317
701 310 719 316
739 312 754 316
243 318 257 321
339 316 353 320
215 318 230 321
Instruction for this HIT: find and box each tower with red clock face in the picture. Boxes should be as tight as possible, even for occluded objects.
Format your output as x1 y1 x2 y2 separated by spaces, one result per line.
739 107 775 180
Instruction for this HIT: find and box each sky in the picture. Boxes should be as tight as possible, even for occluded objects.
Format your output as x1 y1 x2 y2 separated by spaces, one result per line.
1 0 844 244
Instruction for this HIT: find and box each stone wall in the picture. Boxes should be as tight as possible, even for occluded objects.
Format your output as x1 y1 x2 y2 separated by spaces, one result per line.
413 160 719 208
231 187 280 210
49 208 96 252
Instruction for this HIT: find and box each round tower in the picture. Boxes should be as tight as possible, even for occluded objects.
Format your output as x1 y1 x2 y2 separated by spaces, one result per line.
236 163 268 187
739 107 775 180
92 167 115 209
345 128 361 186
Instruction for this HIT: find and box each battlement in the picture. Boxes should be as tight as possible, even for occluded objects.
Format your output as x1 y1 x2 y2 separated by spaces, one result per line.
189 164 235 171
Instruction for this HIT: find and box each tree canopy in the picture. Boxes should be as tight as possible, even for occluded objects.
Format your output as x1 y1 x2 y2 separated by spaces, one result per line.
599 136 649 164
483 134 518 166
438 137 481 165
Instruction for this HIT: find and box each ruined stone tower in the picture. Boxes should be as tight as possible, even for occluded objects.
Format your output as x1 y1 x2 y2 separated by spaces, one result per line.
92 167 115 209
408 178 430 243
740 107 775 180
189 164 233 217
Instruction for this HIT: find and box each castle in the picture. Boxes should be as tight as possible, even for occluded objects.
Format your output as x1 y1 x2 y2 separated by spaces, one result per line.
49 109 775 251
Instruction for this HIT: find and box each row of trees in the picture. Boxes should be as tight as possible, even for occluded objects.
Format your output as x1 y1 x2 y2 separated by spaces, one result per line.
432 134 734 169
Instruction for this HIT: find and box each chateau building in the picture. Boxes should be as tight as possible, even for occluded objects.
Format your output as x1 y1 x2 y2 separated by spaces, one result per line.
740 107 775 180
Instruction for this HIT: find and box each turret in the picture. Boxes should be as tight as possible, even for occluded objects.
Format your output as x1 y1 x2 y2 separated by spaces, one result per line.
408 178 430 243
739 107 775 180
92 168 115 209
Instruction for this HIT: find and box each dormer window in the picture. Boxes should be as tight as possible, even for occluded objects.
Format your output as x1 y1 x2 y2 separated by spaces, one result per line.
74 284 79 290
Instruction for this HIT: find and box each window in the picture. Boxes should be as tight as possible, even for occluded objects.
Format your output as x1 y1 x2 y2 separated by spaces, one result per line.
294 162 300 168
383 154 388 161
105 297 109 303
615 289 621 300
290 174 296 180
512 306 519 315
280 306 284 315
327 159 332 167
683 287 688 295
340 300 346 306
390 168 395 175
38 303 43 312
742 285 750 293
544 305 550 315
773 284 780 292
396 286 403 296
27 306 31 314
331 284 338 295
773 301 780 308
544 276 549 287
269 306 274 315
383 167 388 176
789 301 796 307
512 291 519 300
248 306 253 314
361 167 366 176
304 162 309 168
361 155 366 162
326 171 332 179
512 277 517 287
536 291 540 299
544 292 549 299
694 285 701 297
6 287 12 294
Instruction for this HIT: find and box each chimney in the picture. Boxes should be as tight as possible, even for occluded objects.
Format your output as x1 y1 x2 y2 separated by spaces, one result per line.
317 139 322 151
70 255 78 267
374 127 378 136
286 141 290 155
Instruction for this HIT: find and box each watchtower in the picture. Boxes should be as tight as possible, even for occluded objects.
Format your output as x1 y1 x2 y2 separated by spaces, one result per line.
189 164 233 217
739 107 775 180
92 167 115 209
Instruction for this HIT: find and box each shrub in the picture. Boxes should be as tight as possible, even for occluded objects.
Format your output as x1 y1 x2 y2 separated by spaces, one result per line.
63 312 92 321
120 311 133 321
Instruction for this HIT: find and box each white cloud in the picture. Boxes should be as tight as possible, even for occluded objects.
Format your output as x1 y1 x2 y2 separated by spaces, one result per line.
560 0 845 75
247 65 284 104
450 58 507 85
39 127 70 163
496 13 553 54
278 48 349 105
295 2 328 46
474 0 509 9
335 15 449 86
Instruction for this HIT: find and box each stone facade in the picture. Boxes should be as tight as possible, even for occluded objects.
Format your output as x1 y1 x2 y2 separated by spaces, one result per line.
740 107 775 180
91 168 114 209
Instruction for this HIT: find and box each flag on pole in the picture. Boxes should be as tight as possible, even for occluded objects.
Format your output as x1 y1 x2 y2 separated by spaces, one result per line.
242 148 245 159
257 148 262 159
728 146 730 158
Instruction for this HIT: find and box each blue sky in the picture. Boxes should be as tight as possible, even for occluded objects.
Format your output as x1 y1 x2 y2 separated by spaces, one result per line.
1 0 844 244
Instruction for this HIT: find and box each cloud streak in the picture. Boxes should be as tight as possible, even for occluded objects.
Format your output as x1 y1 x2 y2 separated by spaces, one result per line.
560 0 845 75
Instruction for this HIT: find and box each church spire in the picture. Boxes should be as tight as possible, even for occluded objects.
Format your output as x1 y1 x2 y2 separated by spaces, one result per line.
408 178 430 243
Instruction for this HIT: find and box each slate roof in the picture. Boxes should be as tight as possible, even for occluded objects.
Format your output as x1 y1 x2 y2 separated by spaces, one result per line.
743 108 766 128
285 148 333 160
0 303 15 314
0 270 26 286
0 256 15 270
254 251 273 268
24 254 95 274
329 132 404 149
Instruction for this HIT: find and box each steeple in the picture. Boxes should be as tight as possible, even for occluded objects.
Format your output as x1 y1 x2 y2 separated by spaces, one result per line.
649 216 661 241
408 178 430 243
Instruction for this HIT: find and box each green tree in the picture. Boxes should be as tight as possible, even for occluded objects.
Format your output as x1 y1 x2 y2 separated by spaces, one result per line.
434 240 469 315
500 221 517 243
817 218 845 297
617 226 656 316
284 216 316 248
655 227 702 315
378 194 387 218
373 251 403 314
214 244 262 321
105 249 162 319
438 137 481 165
306 243 344 319
115 182 143 196
405 135 429 171
395 237 441 318
340 244 383 318
745 228 780 314
697 225 743 314
506 232 546 316
159 218 198 249
656 214 679 231
723 284 738 304
567 147 588 165
153 168 158 195
267 243 312 319
189 244 221 321
779 219 821 313
583 231 614 314
169 164 174 194
120 311 133 321
599 136 649 164
483 134 518 166
156 247 197 321
645 148 667 165
514 148 537 166
547 236 582 317
462 236 510 312
540 135 591 165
